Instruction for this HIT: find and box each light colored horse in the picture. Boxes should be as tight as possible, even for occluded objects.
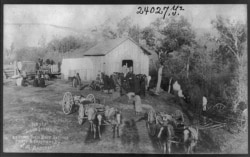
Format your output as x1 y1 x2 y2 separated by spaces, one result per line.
104 106 122 138
183 126 199 154
84 106 100 139
147 109 157 124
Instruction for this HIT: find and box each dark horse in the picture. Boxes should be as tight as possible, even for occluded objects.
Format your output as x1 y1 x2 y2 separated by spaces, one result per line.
156 123 175 154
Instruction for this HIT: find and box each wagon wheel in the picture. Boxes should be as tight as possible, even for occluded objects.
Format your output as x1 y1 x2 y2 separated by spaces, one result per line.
147 122 156 136
62 92 74 114
86 94 95 103
78 104 85 125
213 103 226 113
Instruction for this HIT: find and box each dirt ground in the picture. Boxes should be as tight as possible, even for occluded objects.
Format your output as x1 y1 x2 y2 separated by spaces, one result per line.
3 79 248 154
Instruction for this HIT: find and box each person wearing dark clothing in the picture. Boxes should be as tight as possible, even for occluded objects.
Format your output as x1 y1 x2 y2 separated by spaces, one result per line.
140 75 146 97
39 75 46 88
33 75 39 87
103 74 109 90
72 73 81 88
125 71 133 93
121 77 129 95
72 77 77 87
134 75 141 95
35 62 40 71
109 75 116 90
76 73 81 85
37 74 41 86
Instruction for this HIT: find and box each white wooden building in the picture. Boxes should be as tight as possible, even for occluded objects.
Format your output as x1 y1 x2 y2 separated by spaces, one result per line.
61 37 151 81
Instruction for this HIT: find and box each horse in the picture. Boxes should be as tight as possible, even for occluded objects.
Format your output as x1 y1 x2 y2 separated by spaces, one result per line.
104 107 122 138
95 113 103 139
84 106 100 139
147 109 157 124
183 126 199 154
146 109 176 153
157 123 175 154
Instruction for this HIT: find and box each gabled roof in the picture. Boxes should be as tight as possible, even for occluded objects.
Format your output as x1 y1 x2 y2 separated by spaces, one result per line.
83 37 151 56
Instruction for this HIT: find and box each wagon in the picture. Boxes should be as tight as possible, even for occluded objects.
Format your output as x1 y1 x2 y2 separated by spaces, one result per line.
196 102 247 132
146 110 185 142
62 92 106 125
62 92 96 114
146 110 187 153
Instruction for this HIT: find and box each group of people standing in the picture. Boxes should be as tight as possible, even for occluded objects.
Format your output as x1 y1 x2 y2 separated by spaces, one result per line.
33 74 46 88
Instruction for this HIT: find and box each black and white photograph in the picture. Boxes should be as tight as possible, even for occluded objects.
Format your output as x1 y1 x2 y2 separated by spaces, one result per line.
3 4 248 154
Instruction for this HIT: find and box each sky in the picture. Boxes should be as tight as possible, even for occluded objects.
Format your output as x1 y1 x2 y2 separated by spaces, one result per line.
4 5 247 48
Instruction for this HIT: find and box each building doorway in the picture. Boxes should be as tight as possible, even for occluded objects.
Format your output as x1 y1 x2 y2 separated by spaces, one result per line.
122 60 133 73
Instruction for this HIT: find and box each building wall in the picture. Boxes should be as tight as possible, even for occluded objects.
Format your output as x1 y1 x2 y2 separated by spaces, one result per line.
61 39 150 81
88 56 104 79
104 39 149 76
61 58 94 80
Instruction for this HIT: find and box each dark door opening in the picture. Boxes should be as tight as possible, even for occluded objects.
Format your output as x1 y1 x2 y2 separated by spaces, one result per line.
122 60 133 73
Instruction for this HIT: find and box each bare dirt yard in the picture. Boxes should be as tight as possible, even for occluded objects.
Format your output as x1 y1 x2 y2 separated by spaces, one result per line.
3 79 248 154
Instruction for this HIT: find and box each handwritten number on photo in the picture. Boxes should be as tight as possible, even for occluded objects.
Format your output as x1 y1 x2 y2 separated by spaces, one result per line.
150 7 155 13
144 6 149 15
137 6 184 18
155 7 163 14
137 7 143 14
163 6 169 19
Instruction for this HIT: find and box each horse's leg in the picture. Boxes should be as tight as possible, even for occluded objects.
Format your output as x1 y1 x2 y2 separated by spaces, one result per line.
187 145 191 154
157 140 162 152
113 125 116 138
93 124 96 139
184 144 188 154
98 125 101 139
163 142 166 154
117 125 120 138
90 121 93 132
167 141 172 154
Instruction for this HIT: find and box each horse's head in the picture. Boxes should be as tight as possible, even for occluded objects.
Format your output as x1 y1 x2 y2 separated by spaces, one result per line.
87 107 96 121
183 126 199 146
157 124 174 140
115 110 122 125
97 114 102 126
148 110 156 123
183 126 199 154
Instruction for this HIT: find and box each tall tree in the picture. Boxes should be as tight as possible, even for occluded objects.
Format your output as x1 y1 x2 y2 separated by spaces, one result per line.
141 17 196 94
210 16 247 110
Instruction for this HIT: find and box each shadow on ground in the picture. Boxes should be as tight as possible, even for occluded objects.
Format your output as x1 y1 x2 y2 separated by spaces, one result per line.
121 119 141 153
